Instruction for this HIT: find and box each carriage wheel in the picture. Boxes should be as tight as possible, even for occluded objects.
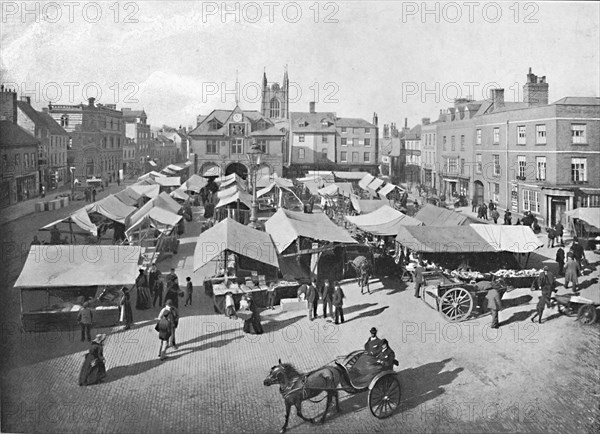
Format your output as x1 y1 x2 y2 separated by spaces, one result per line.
577 304 597 325
368 375 401 419
439 287 473 322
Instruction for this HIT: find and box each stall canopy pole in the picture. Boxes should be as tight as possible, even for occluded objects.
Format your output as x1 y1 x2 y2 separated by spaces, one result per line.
524 252 531 268
69 220 74 243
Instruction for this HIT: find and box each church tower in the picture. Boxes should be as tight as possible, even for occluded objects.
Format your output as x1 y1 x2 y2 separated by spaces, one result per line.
261 67 289 119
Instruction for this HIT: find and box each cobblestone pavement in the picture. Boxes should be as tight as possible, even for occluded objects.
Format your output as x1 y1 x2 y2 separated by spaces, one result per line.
1 204 599 434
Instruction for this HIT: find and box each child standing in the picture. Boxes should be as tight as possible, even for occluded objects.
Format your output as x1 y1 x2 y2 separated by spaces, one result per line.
184 277 193 306
77 302 94 342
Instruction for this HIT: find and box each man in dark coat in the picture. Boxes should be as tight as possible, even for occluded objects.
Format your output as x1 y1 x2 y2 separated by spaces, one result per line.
570 238 585 266
534 266 556 308
364 327 382 356
413 261 425 298
486 281 502 328
555 221 564 245
376 339 396 370
503 210 512 225
306 280 317 321
320 279 333 319
332 282 345 325
556 248 565 276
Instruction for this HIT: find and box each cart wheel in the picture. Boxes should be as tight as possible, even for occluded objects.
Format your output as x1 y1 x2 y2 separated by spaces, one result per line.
577 304 597 325
439 287 473 322
369 375 401 419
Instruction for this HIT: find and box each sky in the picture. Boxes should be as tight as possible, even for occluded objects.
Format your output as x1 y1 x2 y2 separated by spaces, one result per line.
1 1 599 129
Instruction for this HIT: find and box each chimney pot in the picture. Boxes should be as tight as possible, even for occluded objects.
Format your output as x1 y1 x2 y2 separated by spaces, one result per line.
88 97 95 107
309 101 315 113
421 117 430 125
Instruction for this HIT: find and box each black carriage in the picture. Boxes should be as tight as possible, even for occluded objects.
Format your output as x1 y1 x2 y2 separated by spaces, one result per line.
334 350 401 418
421 271 513 322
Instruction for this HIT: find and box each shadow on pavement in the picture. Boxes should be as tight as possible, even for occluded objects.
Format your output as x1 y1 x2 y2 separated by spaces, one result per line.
263 315 304 334
346 306 389 323
343 303 378 316
501 309 536 326
503 294 533 308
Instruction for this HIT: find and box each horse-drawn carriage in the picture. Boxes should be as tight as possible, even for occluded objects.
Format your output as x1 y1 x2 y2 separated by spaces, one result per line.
421 270 513 322
552 293 598 325
265 350 401 432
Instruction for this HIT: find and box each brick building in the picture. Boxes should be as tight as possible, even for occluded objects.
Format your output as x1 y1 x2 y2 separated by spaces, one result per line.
48 97 124 183
122 108 151 174
16 97 69 190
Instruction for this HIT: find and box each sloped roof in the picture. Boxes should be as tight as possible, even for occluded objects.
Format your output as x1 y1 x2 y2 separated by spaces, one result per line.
128 184 160 199
114 187 143 206
182 174 207 192
552 97 600 106
413 204 471 226
85 195 137 224
565 207 600 229
265 208 356 253
193 218 279 271
345 205 422 236
350 197 388 214
0 120 40 147
318 182 354 198
125 206 182 239
189 108 275 136
40 208 98 236
17 102 70 136
335 117 376 128
290 112 337 133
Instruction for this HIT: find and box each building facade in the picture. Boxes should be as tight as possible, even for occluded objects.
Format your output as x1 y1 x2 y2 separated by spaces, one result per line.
122 108 151 173
0 120 40 206
335 115 379 173
420 118 438 192
188 106 286 180
16 97 69 190
404 124 421 186
261 69 289 120
48 98 124 183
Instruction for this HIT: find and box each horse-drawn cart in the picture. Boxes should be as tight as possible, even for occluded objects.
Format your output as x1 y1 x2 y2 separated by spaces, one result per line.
421 271 513 322
265 350 401 432
552 293 598 325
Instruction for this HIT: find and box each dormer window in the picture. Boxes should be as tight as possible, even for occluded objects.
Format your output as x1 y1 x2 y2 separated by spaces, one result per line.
297 121 307 128
208 118 222 130
321 119 331 127
60 115 69 127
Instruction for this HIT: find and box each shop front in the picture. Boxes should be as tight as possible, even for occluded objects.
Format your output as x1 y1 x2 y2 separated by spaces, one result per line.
16 173 38 201
542 187 575 229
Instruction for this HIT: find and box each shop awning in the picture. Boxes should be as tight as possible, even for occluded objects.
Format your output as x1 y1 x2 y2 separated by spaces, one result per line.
358 174 376 190
203 166 221 177
40 208 98 236
128 184 160 199
114 187 143 206
215 190 252 209
413 204 470 226
125 207 182 239
350 195 387 214
127 192 182 228
318 183 353 198
148 161 158 167
193 218 279 272
14 245 142 288
396 225 542 253
138 171 164 181
565 207 600 229
367 178 385 194
155 177 181 187
378 183 403 199
170 187 190 201
167 164 185 172
345 205 422 236
265 208 356 253
333 171 370 181
161 168 177 175
85 195 137 224
182 174 207 193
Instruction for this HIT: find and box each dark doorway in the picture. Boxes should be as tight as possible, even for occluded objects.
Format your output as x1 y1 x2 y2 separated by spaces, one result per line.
474 180 484 205
225 162 248 180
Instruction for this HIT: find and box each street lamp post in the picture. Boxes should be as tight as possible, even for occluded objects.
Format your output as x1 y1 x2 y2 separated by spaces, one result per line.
246 143 264 229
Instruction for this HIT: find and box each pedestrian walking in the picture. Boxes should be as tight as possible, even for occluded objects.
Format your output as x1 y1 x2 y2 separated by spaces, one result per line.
78 334 107 385
135 269 152 310
482 203 488 220
486 280 502 329
488 200 495 212
243 294 263 335
413 261 425 298
471 197 477 213
547 226 556 248
77 302 94 342
119 287 133 330
533 266 556 308
306 280 317 320
84 189 90 202
92 188 96 202
267 282 276 309
503 210 512 225
184 277 193 306
50 225 61 245
569 238 585 267
491 209 500 224
555 221 564 245
332 282 345 325
564 256 581 292
530 295 549 324
117 178 121 186
155 310 172 360
556 248 565 276
165 268 180 308
320 279 333 319
153 276 164 308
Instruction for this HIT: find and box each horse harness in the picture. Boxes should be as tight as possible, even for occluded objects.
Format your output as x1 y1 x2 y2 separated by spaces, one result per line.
279 366 337 403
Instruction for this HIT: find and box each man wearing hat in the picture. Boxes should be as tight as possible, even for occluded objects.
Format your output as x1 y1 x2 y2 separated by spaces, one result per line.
485 278 503 329
376 339 397 370
535 266 556 308
364 327 382 357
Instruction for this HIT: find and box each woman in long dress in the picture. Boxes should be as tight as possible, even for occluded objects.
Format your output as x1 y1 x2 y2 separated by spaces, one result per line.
243 296 263 335
564 256 580 292
119 287 134 330
79 334 107 386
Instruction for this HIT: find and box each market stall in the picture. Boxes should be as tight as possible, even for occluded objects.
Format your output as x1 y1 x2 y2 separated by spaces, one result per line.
565 207 600 250
40 208 98 243
257 178 304 211
345 204 422 236
14 245 142 332
350 195 387 214
194 218 281 312
413 203 484 226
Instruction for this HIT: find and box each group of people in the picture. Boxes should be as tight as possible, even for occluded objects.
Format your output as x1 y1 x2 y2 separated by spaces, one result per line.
555 238 586 292
348 328 397 383
224 291 264 334
297 279 346 324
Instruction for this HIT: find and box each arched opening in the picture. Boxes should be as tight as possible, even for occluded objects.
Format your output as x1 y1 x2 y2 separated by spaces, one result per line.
270 97 280 118
225 162 249 180
474 180 484 205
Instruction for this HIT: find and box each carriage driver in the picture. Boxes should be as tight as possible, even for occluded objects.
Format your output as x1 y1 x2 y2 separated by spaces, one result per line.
364 327 382 357
376 339 397 370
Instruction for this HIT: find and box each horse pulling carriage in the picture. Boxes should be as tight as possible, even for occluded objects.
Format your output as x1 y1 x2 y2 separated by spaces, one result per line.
421 270 514 322
264 350 401 433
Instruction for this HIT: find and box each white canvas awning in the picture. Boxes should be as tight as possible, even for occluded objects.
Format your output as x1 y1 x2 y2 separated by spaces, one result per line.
85 195 137 224
358 173 376 190
367 178 384 194
41 208 98 236
14 246 142 288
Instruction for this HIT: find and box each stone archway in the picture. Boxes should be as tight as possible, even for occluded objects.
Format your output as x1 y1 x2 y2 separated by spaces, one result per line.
225 162 249 180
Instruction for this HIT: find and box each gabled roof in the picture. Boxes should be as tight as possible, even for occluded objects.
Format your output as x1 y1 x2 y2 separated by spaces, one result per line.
290 112 337 133
17 101 69 136
335 117 376 128
189 108 273 136
121 109 146 121
0 120 40 147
